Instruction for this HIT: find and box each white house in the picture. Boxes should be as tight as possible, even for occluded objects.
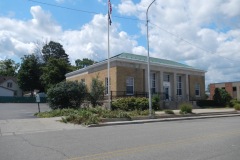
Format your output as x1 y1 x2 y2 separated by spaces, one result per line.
0 76 22 97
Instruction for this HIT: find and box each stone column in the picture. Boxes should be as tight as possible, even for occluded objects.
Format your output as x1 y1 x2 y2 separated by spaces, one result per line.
173 72 177 99
160 71 163 93
186 74 189 100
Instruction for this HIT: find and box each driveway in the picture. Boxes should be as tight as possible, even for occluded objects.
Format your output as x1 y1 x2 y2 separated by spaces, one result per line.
0 103 51 120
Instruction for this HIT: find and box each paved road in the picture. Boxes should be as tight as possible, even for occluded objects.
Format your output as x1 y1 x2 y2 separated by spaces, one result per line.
0 103 51 120
0 117 240 160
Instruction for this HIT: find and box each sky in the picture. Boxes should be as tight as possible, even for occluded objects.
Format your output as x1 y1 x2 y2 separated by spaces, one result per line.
0 0 240 87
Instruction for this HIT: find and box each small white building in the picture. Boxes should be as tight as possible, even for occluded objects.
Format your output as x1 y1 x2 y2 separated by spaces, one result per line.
0 76 23 97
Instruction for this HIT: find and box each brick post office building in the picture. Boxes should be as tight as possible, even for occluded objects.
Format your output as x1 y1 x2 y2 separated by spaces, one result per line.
66 53 205 103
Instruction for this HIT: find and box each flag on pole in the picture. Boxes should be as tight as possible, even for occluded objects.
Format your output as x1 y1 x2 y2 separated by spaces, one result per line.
108 0 112 25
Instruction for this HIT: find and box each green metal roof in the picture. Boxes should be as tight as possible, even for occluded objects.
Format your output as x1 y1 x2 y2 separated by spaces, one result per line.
114 53 195 69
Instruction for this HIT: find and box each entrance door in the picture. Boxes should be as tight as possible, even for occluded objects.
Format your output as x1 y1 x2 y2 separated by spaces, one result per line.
164 86 169 100
163 82 171 100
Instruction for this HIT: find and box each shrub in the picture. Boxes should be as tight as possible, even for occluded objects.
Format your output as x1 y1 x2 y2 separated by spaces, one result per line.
47 81 87 109
234 103 240 111
88 77 105 107
179 103 192 114
229 99 240 108
36 107 154 125
213 88 232 106
112 96 162 111
112 97 148 111
196 100 217 108
152 94 161 110
165 109 174 114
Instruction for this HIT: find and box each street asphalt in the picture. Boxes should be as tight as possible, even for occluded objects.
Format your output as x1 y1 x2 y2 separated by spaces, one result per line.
1 116 240 160
0 103 50 120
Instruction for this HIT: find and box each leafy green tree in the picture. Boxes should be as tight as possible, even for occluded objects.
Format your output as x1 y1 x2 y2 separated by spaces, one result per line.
88 77 105 107
75 58 94 69
0 59 19 77
47 81 87 109
17 55 43 95
42 41 69 64
40 58 72 90
213 88 232 106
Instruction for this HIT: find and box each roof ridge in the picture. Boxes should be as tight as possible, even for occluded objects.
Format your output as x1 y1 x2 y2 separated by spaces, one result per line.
115 52 193 69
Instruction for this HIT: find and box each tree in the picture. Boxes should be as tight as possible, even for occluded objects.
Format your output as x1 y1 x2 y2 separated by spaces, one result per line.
47 81 87 109
88 77 105 107
17 55 43 95
75 58 94 69
40 58 72 90
0 59 19 77
213 88 232 106
42 41 69 64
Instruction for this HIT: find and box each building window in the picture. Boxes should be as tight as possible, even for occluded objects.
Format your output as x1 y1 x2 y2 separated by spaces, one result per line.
151 73 156 94
195 83 200 97
105 77 110 95
7 82 12 88
164 74 170 82
177 76 182 96
126 77 134 95
233 87 237 91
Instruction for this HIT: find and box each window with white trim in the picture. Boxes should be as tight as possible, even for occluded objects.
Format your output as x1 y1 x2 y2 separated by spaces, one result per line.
105 77 110 95
177 76 182 96
195 83 200 97
126 77 134 95
151 73 156 94
7 82 12 88
164 74 170 82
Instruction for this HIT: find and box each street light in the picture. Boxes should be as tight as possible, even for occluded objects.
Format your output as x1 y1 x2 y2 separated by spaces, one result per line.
146 0 156 118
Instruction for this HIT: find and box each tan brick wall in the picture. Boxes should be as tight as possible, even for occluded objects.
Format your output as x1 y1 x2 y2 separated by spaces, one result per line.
189 75 205 99
66 67 117 92
116 66 145 93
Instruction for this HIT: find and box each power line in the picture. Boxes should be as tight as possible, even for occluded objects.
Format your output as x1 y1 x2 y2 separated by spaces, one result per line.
149 22 240 63
28 0 239 63
27 0 142 21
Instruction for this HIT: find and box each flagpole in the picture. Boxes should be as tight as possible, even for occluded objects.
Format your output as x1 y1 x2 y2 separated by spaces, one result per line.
107 0 111 110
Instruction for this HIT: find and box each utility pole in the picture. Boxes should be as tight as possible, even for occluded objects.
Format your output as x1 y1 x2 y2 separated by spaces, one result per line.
146 0 156 118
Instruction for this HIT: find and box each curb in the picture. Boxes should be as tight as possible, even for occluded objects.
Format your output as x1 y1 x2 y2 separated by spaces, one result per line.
88 113 240 127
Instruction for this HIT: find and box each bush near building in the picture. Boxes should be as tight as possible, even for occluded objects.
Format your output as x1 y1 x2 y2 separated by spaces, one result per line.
179 103 192 114
213 88 232 106
47 81 87 109
111 96 161 111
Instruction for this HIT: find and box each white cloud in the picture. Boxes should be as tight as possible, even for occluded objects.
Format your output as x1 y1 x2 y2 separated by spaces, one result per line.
0 5 140 64
1 1 240 87
118 0 240 85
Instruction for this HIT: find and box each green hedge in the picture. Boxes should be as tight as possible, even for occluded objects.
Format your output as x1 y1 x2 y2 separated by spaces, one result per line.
111 96 160 111
196 100 217 108
0 96 47 103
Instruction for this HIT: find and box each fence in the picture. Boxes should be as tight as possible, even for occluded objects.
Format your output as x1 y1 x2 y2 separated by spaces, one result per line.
0 96 47 103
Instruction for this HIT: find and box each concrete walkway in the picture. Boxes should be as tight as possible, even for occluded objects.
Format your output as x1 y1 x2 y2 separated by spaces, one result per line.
0 117 84 136
156 108 236 115
0 108 239 135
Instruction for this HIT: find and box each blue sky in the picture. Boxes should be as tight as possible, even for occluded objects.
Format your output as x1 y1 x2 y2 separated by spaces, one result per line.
0 0 240 85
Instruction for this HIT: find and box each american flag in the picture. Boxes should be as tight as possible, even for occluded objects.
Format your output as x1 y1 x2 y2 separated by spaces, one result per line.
108 0 112 25
108 0 112 14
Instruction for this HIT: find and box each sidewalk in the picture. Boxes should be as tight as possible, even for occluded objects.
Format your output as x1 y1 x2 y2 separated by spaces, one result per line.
0 108 239 135
156 108 236 115
0 117 84 136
